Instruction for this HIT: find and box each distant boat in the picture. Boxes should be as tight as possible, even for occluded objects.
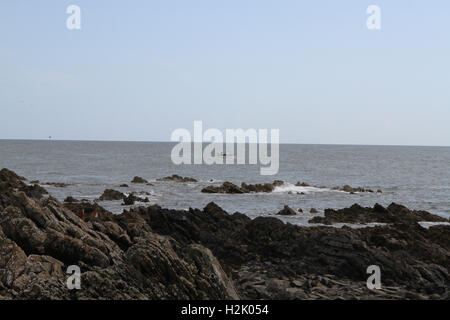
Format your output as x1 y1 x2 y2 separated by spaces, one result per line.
217 152 233 157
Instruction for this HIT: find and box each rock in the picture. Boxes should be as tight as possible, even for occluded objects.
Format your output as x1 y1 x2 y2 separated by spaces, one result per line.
131 176 148 184
63 196 78 203
121 193 149 206
202 182 245 194
63 199 110 221
43 182 70 188
119 184 129 188
157 175 197 182
277 205 297 216
0 169 239 299
202 180 284 194
295 182 310 187
298 208 303 213
309 203 448 225
337 185 379 193
342 185 353 192
1 169 448 300
97 189 125 201
20 184 48 199
310 208 318 214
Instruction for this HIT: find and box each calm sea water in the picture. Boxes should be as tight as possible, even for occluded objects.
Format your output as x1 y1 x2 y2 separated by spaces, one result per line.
1 140 449 224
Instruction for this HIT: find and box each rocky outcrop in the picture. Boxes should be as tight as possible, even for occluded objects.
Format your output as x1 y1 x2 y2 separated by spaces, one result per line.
43 182 70 188
97 189 125 201
131 176 148 184
157 175 197 183
139 203 449 300
1 169 449 300
295 181 382 193
0 169 238 299
122 194 149 206
331 185 380 193
63 199 111 221
202 180 284 194
308 203 449 225
276 205 297 216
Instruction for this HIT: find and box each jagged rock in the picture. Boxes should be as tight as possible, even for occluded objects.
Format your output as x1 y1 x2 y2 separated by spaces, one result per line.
0 169 239 300
131 176 148 184
202 182 244 194
309 203 449 225
63 196 78 203
276 205 297 216
1 169 449 300
20 184 48 199
157 175 197 182
142 202 449 300
295 182 310 187
202 180 284 194
63 199 111 221
97 189 125 201
43 182 70 188
122 194 149 206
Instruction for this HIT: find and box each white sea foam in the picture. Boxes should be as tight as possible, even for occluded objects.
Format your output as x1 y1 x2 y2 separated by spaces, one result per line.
272 183 332 194
419 221 450 229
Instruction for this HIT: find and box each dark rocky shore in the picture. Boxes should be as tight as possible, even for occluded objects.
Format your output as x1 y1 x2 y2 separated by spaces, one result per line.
201 180 381 194
0 168 448 300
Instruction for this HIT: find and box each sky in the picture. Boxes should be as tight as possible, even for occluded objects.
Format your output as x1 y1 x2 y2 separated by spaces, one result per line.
0 0 449 145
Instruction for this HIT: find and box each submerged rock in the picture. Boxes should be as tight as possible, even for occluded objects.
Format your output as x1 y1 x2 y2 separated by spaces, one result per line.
43 182 70 188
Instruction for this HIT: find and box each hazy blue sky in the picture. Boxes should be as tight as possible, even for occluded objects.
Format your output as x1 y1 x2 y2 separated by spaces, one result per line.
1 0 449 145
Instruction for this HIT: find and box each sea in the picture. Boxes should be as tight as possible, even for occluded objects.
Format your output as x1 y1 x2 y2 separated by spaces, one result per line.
1 140 449 225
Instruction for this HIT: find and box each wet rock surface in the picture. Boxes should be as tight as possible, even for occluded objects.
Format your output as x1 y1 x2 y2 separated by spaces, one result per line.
0 170 237 299
157 175 197 182
276 205 297 216
131 176 148 184
309 203 449 225
202 180 284 194
144 205 449 299
97 189 125 201
0 169 448 300
121 193 149 206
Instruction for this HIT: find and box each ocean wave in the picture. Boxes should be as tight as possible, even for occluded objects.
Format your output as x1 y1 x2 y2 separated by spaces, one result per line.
418 221 450 229
272 183 333 194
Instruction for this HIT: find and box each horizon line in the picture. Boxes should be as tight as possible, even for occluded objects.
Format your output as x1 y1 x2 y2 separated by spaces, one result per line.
0 138 449 148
